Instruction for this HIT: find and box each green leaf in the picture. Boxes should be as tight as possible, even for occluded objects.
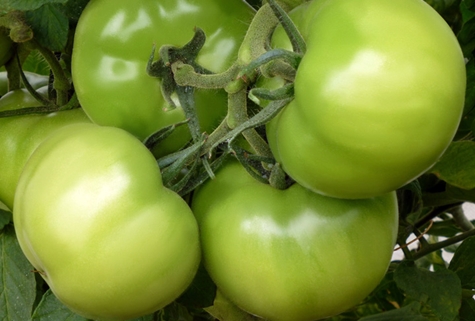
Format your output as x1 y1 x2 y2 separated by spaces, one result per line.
24 3 69 51
4 0 67 11
466 0 475 9
0 225 36 320
424 0 457 13
428 219 465 238
205 290 260 321
465 60 475 117
31 289 88 321
0 210 12 231
22 50 50 76
393 262 461 321
359 301 429 321
448 235 475 289
177 264 217 309
430 141 475 190
458 1 475 57
157 302 193 321
446 185 475 203
61 0 90 24
460 297 475 321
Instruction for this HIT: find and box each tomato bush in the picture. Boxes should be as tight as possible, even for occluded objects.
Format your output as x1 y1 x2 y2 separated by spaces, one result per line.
13 123 201 320
0 88 90 210
71 0 254 156
266 0 466 199
192 161 399 321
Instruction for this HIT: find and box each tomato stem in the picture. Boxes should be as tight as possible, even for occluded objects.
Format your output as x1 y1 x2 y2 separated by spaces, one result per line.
29 39 70 106
267 0 307 54
269 163 288 190
237 4 279 66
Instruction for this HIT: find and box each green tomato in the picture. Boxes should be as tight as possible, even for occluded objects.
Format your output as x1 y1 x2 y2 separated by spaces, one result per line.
0 28 13 67
267 0 466 199
0 88 91 210
72 0 254 156
14 123 200 320
192 161 398 321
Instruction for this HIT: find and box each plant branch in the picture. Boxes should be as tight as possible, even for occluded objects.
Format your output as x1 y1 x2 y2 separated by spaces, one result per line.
412 228 475 260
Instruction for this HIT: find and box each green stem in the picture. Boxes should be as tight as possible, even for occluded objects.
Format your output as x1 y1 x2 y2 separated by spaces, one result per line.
238 48 302 80
412 228 475 260
4 55 21 91
176 85 201 143
202 117 232 154
238 3 280 66
29 40 70 106
171 61 240 89
209 98 291 154
450 205 475 231
269 163 287 190
267 0 306 54
17 56 52 106
415 203 463 229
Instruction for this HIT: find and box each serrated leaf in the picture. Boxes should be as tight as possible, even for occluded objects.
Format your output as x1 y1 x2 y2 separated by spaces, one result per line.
448 235 475 288
24 3 69 51
4 0 67 11
430 141 475 190
22 50 50 75
359 301 429 321
31 289 88 321
0 225 36 320
393 263 461 321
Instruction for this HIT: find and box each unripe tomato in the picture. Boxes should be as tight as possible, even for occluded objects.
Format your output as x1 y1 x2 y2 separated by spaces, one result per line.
0 88 90 210
14 123 201 320
72 0 254 156
267 0 466 199
192 161 398 321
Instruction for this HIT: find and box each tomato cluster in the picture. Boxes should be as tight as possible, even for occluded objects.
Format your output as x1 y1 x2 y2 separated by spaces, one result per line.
0 0 466 320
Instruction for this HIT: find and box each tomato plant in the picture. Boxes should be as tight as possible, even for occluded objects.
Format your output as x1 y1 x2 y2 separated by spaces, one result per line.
192 161 399 321
266 0 466 199
13 123 201 320
1 0 474 320
0 88 91 210
71 0 254 156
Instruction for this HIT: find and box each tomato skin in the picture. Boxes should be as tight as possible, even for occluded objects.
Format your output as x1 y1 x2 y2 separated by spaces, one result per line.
267 0 466 199
13 123 201 320
0 89 91 210
72 0 254 156
192 161 398 321
0 28 13 67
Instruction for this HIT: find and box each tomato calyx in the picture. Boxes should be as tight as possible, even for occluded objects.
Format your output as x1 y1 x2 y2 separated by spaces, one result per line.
147 28 211 110
141 1 303 194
